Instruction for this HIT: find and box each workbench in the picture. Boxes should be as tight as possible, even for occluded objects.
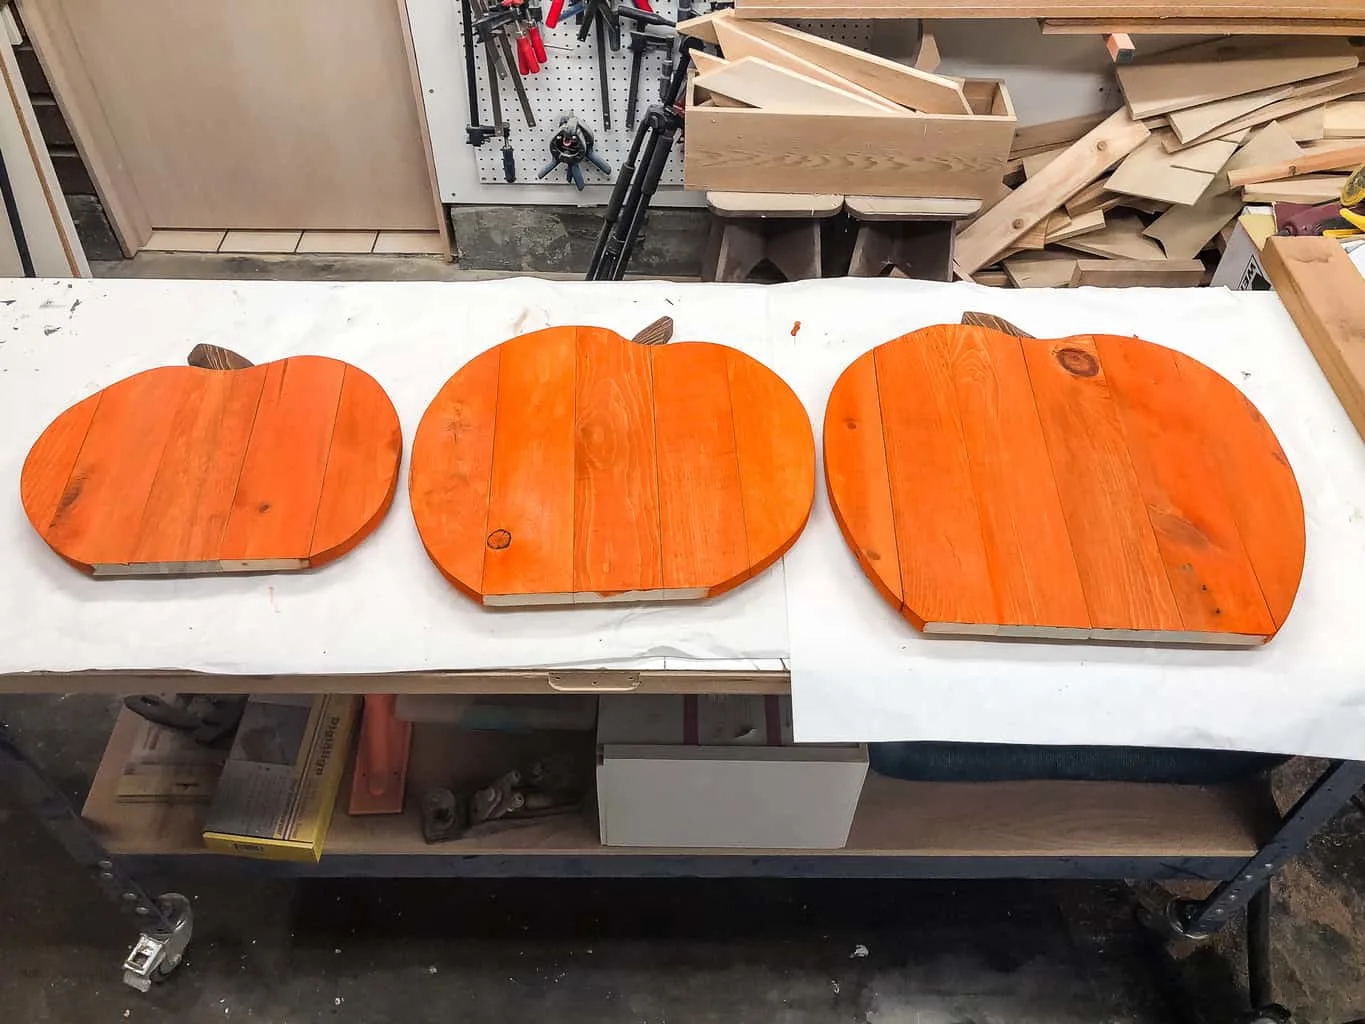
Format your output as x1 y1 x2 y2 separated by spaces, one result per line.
2 277 1362 1021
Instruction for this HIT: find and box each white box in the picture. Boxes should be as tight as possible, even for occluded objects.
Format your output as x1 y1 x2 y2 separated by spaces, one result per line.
596 696 867 849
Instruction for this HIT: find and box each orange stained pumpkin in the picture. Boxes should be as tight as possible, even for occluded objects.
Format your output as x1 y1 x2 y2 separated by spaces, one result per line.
21 352 402 576
824 324 1305 645
409 326 816 605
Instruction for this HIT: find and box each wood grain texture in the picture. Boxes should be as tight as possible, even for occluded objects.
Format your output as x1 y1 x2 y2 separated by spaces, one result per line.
954 108 1150 276
823 325 1303 643
653 343 750 598
219 357 346 565
1095 336 1274 639
823 353 903 611
408 346 502 598
1226 140 1365 186
1021 335 1183 636
409 328 815 605
21 356 400 575
875 329 995 630
1044 17 1365 34
1069 259 1207 287
1116 38 1357 120
940 326 1089 631
694 56 894 114
573 327 663 599
482 328 578 604
711 16 907 114
310 367 403 566
727 347 816 581
730 19 972 114
732 0 1365 18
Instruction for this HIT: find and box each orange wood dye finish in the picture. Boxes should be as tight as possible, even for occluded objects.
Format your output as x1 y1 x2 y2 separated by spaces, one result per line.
21 357 401 576
824 325 1305 645
409 326 816 605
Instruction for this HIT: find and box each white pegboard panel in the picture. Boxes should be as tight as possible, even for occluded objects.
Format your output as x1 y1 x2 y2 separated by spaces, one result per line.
404 0 879 206
468 0 686 188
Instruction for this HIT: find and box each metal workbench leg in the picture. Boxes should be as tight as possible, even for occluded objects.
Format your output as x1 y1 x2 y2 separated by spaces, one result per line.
1176 759 1365 938
0 719 193 992
1139 759 1365 1023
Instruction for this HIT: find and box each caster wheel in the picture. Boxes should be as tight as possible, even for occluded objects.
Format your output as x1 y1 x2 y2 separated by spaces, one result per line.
123 893 193 991
1243 1004 1292 1024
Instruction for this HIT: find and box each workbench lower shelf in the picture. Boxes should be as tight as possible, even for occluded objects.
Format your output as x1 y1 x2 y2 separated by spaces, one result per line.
81 711 1278 880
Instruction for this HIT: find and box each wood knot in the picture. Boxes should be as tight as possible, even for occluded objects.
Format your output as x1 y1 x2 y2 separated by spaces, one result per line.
1055 347 1099 377
1011 217 1026 230
486 529 512 550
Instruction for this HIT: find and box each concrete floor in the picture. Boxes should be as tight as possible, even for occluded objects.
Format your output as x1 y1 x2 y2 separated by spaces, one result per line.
3 252 1365 1023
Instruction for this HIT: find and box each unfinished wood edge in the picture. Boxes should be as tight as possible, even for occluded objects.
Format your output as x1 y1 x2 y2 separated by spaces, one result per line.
1105 33 1135 64
922 621 1266 646
20 0 152 255
394 0 451 255
90 557 309 578
0 35 84 275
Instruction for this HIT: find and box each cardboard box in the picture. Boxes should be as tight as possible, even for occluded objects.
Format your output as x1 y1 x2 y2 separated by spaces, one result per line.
596 695 867 849
1211 210 1277 290
202 694 356 862
683 78 1015 199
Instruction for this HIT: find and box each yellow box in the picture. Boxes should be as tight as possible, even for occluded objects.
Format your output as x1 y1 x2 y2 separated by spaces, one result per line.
202 694 357 862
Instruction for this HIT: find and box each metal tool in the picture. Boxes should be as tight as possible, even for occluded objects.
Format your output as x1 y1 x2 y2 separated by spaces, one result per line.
472 0 537 127
462 0 501 149
627 30 675 129
537 115 612 190
420 759 582 844
545 0 675 131
123 694 246 747
587 36 700 279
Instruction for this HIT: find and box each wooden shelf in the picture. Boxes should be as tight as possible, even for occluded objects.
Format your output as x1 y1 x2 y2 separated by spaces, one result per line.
84 711 1276 861
731 0 1365 18
1 667 789 697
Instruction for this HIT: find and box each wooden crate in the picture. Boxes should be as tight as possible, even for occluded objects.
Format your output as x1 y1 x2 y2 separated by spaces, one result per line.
683 78 1016 199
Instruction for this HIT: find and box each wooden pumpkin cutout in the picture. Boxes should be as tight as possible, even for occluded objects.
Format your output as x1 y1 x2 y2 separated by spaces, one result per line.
409 325 815 605
22 345 402 576
824 321 1305 646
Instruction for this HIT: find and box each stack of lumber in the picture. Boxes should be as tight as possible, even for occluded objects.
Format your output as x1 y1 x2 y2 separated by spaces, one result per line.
679 9 963 114
957 37 1365 287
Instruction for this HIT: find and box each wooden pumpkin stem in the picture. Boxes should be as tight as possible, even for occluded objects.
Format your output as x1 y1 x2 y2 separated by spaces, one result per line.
187 344 254 370
960 311 1035 339
631 316 673 347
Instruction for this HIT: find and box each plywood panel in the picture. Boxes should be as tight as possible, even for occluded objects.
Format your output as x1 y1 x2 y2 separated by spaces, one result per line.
50 0 438 230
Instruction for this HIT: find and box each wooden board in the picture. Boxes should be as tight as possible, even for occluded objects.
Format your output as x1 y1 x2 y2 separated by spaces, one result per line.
1241 174 1347 202
1142 191 1244 258
409 327 815 606
21 356 401 575
82 708 1273 860
1107 133 1217 205
732 0 1365 17
711 17 907 114
1045 17 1365 34
1069 258 1206 286
1226 140 1365 186
1055 212 1167 260
1212 120 1303 193
694 57 890 114
1004 251 1080 288
1171 68 1365 149
1325 98 1365 137
954 108 1150 276
823 323 1304 644
728 19 972 114
1262 235 1365 440
1116 38 1357 120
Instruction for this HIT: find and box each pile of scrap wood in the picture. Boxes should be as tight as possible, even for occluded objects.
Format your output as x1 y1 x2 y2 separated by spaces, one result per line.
678 9 957 112
957 37 1365 287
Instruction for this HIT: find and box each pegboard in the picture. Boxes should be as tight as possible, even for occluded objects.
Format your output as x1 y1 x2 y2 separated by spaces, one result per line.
459 2 875 190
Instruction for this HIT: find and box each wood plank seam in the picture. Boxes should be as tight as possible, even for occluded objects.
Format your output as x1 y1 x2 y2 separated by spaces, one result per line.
38 392 104 532
303 365 364 560
868 350 907 613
